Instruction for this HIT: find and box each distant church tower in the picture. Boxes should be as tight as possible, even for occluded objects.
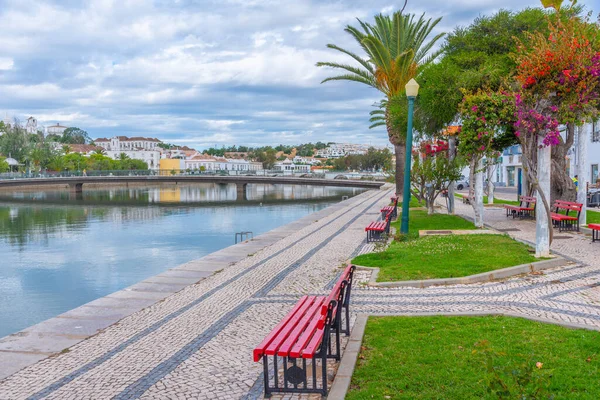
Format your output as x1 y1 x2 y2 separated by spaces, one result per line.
25 116 38 134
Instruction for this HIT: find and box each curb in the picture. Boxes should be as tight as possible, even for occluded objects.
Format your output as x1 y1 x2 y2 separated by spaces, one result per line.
362 256 567 288
327 314 368 400
328 311 600 399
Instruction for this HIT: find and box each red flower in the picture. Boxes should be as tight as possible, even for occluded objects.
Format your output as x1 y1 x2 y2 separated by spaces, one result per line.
525 76 536 86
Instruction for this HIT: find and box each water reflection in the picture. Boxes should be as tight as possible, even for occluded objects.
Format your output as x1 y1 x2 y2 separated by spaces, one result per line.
0 183 356 206
0 184 365 338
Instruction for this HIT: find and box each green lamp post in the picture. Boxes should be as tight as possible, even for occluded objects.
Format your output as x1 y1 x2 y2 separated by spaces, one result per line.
400 78 420 235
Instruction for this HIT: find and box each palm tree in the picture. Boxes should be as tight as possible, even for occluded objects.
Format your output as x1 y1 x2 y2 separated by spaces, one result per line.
317 11 444 194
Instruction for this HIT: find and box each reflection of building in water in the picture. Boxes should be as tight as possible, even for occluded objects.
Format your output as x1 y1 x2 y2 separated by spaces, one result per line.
159 188 181 203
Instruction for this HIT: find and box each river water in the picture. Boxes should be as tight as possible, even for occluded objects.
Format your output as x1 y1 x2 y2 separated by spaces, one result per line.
0 183 364 338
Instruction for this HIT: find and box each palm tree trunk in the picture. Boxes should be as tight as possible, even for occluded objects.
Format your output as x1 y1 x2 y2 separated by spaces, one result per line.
394 144 405 196
386 104 405 196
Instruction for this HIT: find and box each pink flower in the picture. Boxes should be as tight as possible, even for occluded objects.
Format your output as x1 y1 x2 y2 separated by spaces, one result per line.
471 106 478 112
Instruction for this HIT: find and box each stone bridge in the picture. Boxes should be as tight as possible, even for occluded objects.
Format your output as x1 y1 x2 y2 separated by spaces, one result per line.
0 175 385 200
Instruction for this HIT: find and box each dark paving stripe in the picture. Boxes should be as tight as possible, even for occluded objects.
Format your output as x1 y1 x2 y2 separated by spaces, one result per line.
356 299 600 322
114 189 389 399
24 189 389 400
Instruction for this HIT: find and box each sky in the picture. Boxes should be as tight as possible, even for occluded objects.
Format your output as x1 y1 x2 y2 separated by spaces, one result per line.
0 0 597 150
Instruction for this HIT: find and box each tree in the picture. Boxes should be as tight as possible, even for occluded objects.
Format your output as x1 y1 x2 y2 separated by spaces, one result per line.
0 123 29 161
252 148 277 169
0 157 9 173
512 5 600 255
411 149 462 214
317 11 445 195
61 127 91 144
458 90 515 227
417 6 584 200
28 142 55 171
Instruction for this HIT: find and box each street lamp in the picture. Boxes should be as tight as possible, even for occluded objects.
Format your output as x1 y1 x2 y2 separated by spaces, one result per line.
400 78 419 235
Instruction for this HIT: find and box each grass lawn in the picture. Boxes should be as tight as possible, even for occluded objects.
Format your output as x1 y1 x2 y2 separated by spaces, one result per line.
347 316 600 400
352 234 538 281
391 209 476 234
454 193 520 206
397 195 424 208
587 209 600 225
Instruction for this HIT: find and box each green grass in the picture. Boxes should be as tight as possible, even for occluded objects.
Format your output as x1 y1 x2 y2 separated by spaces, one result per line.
352 234 537 281
587 209 600 225
454 193 520 206
391 209 476 235
397 195 424 208
347 316 600 400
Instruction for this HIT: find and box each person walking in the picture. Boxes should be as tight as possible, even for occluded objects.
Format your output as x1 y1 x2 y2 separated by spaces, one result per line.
573 175 579 191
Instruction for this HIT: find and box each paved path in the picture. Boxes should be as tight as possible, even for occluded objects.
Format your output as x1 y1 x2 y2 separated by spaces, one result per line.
2 189 600 400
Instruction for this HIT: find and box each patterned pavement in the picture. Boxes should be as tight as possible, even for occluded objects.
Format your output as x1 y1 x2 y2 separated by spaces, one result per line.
1 190 600 399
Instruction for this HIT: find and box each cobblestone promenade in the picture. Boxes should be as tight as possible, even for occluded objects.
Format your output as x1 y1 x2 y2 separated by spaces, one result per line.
1 190 600 399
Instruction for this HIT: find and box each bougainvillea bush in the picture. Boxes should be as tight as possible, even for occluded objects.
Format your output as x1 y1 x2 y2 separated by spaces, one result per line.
513 16 600 146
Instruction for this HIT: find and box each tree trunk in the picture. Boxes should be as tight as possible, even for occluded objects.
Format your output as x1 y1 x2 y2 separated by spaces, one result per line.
536 144 552 257
577 124 589 225
473 158 484 228
447 136 456 214
394 144 405 197
487 164 495 205
550 123 576 203
468 158 475 202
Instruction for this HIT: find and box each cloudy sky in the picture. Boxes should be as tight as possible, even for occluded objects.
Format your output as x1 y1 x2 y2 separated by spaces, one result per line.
0 0 595 150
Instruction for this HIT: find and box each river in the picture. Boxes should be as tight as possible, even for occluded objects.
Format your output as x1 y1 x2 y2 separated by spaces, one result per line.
0 183 364 338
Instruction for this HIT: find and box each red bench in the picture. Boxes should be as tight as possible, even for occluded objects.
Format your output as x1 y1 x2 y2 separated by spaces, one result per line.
380 197 399 219
504 196 536 219
551 200 583 232
253 265 355 397
365 212 392 242
590 223 600 242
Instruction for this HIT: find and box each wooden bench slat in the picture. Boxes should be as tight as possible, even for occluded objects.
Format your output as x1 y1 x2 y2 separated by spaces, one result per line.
289 314 324 358
264 296 319 357
277 297 326 357
253 296 311 362
589 224 600 230
301 326 327 359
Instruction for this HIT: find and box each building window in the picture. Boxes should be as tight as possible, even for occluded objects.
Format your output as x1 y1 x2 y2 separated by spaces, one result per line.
593 121 600 143
593 164 599 184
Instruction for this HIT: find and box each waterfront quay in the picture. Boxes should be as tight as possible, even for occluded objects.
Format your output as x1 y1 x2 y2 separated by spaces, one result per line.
3 186 600 399
0 187 392 399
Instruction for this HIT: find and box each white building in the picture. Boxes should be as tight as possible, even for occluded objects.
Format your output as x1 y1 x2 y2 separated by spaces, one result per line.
496 120 600 187
274 159 311 173
93 136 162 170
105 149 161 170
25 117 38 134
293 156 320 165
95 136 161 152
47 123 69 136
185 154 217 171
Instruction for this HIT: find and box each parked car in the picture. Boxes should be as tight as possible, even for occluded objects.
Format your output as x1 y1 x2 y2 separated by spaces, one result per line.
455 179 469 191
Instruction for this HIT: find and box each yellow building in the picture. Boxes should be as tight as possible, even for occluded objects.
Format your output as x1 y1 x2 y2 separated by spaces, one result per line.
159 159 185 176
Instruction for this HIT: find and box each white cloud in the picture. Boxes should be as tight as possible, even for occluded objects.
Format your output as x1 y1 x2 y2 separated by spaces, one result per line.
0 58 14 70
